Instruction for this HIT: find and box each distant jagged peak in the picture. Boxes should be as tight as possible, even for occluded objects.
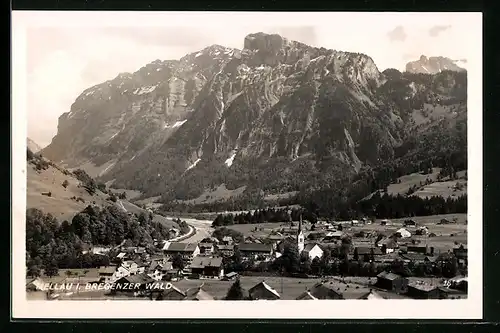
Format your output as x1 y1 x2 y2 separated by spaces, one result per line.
406 55 466 74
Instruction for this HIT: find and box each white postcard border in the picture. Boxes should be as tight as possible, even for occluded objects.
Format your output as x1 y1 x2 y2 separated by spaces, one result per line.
11 11 483 319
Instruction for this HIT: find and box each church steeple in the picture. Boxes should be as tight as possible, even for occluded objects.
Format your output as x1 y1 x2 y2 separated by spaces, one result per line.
297 214 304 252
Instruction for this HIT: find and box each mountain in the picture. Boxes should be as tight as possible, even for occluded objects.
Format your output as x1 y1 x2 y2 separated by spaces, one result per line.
27 137 42 153
42 32 467 209
405 55 466 74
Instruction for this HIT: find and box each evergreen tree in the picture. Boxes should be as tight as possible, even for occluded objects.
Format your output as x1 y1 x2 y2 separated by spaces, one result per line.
225 278 245 300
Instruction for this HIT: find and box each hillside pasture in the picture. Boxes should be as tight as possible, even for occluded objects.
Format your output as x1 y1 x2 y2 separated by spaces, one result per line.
27 163 109 221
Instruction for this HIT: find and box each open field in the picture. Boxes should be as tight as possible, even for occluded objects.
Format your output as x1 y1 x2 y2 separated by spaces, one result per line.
27 163 110 221
412 180 467 199
27 161 178 229
363 168 467 200
264 191 299 202
177 184 248 205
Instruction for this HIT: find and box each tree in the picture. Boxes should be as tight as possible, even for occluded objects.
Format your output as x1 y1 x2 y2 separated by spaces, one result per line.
225 278 245 300
279 243 301 274
62 180 69 189
44 261 59 278
172 254 185 270
27 265 41 278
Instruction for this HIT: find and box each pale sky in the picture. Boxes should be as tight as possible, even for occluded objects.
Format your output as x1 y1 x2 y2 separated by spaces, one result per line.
12 12 482 148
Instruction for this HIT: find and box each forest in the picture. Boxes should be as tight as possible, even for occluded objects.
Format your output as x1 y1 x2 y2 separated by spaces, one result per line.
25 205 171 275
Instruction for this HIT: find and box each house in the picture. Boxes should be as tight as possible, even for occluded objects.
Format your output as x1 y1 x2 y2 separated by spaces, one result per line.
453 245 467 266
238 243 273 260
113 265 131 280
121 260 142 275
444 276 468 292
113 273 155 294
198 242 215 255
90 246 111 255
296 291 318 300
222 236 234 245
354 247 384 261
216 244 235 257
163 242 200 260
322 231 344 242
438 218 451 224
375 271 408 293
407 245 434 256
189 256 224 279
185 284 215 300
153 284 186 300
98 266 116 283
302 243 324 261
116 252 127 260
248 281 281 300
403 219 417 227
400 253 428 263
223 272 239 281
26 277 46 292
308 282 344 300
379 238 399 254
396 228 412 238
406 283 441 299
380 219 391 226
357 289 386 300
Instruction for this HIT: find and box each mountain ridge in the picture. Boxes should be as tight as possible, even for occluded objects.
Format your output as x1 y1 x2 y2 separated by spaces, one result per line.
41 32 467 212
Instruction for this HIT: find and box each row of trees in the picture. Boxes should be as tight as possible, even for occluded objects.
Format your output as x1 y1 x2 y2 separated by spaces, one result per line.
211 207 317 227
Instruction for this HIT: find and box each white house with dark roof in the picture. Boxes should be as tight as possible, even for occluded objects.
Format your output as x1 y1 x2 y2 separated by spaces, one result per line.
302 243 324 261
163 242 200 261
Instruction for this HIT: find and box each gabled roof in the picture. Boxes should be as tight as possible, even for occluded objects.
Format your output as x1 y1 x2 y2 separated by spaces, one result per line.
296 291 318 300
98 266 116 274
249 281 280 298
26 277 46 291
400 253 428 261
185 285 215 300
163 242 199 252
216 244 234 251
199 243 214 249
190 256 223 269
238 243 273 253
358 290 386 299
355 247 384 255
303 243 322 253
408 282 439 292
377 271 403 281
117 273 154 285
309 283 343 299
162 284 186 297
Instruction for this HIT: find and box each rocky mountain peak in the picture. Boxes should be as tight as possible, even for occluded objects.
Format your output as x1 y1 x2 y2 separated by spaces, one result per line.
406 55 466 74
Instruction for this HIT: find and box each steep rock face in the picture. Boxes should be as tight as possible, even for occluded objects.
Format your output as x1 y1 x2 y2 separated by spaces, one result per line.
27 138 42 153
43 45 238 170
406 55 466 74
43 33 467 201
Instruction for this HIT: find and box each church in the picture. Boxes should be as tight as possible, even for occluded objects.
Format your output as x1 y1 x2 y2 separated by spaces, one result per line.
275 215 323 261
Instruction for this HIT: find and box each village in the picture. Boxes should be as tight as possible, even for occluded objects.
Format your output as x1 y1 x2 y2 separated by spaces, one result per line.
26 212 468 301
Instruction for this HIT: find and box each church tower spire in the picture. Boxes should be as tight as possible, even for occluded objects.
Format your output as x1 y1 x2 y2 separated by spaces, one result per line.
297 214 304 253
